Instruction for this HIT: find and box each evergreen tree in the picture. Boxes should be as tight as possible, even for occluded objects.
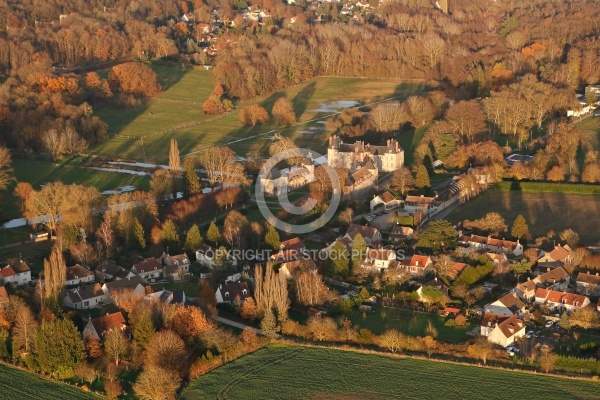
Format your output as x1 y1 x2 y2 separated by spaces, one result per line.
264 225 280 250
511 214 529 240
131 217 146 249
161 220 180 252
206 221 222 245
416 220 457 254
132 310 156 348
34 318 86 379
169 138 181 172
414 164 431 190
351 233 367 268
0 329 10 360
327 240 350 277
183 158 201 195
184 224 203 254
260 308 280 339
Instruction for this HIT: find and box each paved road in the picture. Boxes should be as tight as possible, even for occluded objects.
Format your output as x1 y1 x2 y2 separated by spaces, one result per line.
213 316 274 337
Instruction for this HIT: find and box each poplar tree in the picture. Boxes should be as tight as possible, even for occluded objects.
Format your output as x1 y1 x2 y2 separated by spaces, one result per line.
169 138 181 172
206 221 222 245
184 224 203 254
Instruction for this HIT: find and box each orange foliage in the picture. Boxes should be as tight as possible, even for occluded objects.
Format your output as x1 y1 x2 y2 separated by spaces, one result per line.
170 306 212 343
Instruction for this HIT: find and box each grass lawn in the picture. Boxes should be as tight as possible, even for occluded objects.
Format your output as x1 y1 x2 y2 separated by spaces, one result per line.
447 189 600 244
1 159 151 220
90 64 427 163
347 307 473 343
182 344 600 400
0 241 52 276
396 125 429 165
0 363 100 399
576 116 600 151
159 280 202 297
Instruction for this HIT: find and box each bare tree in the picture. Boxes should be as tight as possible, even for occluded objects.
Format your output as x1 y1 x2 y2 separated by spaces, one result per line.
12 303 38 354
368 101 406 133
42 128 86 160
133 366 181 400
43 246 66 300
144 330 187 377
104 328 128 365
294 272 331 307
168 138 181 172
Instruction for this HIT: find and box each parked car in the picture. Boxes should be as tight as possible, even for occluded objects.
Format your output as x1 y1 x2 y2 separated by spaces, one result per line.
535 331 542 337
545 321 554 328
525 331 534 339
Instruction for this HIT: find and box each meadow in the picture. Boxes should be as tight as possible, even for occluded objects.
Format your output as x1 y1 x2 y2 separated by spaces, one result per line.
447 189 600 244
0 363 100 399
183 344 600 400
90 64 428 163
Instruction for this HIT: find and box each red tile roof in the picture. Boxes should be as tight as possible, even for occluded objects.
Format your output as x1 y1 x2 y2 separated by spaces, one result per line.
90 312 127 338
0 286 9 302
133 257 162 273
535 288 589 307
1 266 16 278
497 314 525 338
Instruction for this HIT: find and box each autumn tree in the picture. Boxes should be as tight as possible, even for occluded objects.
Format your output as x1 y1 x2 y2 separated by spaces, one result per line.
11 303 38 354
42 127 86 160
464 212 507 236
43 246 67 301
377 329 404 353
169 138 181 172
510 259 532 279
271 97 297 126
264 225 280 250
84 72 112 101
307 316 338 341
85 335 103 359
145 330 187 377
368 101 406 132
569 308 599 330
390 167 414 196
108 62 161 98
467 338 493 365
546 166 565 182
0 147 14 191
268 133 303 165
582 163 600 183
560 229 579 248
198 146 249 189
223 210 249 249
260 308 280 339
240 298 258 322
131 218 146 249
240 104 269 126
511 215 529 240
13 182 33 215
150 169 174 202
254 264 290 322
134 366 181 400
538 345 557 373
170 306 211 345
445 100 487 143
294 272 331 307
206 221 222 245
161 220 180 251
104 328 128 366
183 157 201 195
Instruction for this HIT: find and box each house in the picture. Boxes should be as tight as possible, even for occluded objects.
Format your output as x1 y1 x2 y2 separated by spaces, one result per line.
196 244 216 269
65 264 95 286
537 244 574 265
102 276 145 305
480 312 509 337
95 261 133 281
278 259 317 280
514 278 537 301
459 234 523 256
1 260 31 286
370 192 401 211
389 225 414 243
63 283 107 309
159 253 191 281
82 312 127 341
417 277 449 299
145 289 186 306
398 255 433 275
131 257 163 282
487 252 508 266
534 288 590 313
345 224 382 246
404 195 437 214
327 135 404 173
215 282 251 305
576 271 600 296
485 293 525 317
532 267 570 291
260 156 315 196
487 314 526 347
272 238 307 262
364 248 396 271
344 160 378 197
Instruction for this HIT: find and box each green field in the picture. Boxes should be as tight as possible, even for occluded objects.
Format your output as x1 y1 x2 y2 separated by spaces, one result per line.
347 307 473 343
576 116 600 151
447 189 600 244
183 345 600 400
0 363 100 399
90 64 427 163
1 159 151 220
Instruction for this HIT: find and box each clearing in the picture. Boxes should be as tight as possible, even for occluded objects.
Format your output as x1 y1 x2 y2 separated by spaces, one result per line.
576 116 600 151
447 189 600 244
90 64 427 163
182 344 600 400
0 363 99 399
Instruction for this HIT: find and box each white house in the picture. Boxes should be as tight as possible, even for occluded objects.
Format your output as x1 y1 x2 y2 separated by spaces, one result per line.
278 259 317 280
364 248 396 271
95 261 133 281
389 225 414 243
131 257 163 282
404 195 437 214
484 293 525 317
576 272 600 296
327 135 404 173
102 276 145 305
398 255 433 275
260 156 315 197
145 289 186 306
514 278 537 302
459 234 523 257
534 288 590 313
532 267 570 291
480 312 509 337
196 244 216 269
215 282 251 305
345 224 382 246
538 244 574 265
487 314 526 347
370 191 401 211
159 253 191 281
82 312 127 341
63 283 107 309
1 260 31 286
65 264 95 286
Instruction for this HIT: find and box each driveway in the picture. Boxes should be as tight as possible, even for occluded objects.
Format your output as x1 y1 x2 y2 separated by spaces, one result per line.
369 211 398 232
